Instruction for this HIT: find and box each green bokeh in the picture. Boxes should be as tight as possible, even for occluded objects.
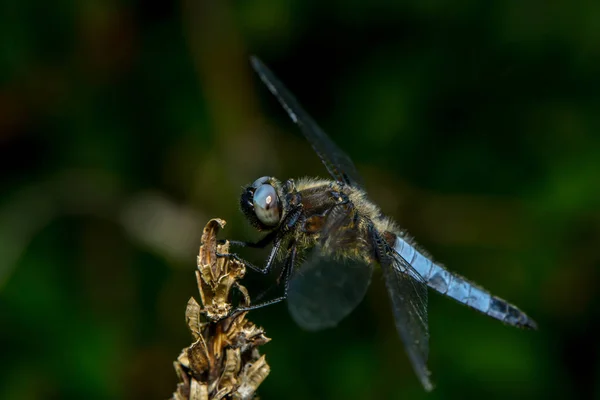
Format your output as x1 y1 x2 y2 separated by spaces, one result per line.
1 1 598 399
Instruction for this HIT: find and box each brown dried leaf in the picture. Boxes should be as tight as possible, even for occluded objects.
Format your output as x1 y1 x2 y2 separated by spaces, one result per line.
187 335 211 374
234 355 271 400
190 379 208 400
186 297 204 339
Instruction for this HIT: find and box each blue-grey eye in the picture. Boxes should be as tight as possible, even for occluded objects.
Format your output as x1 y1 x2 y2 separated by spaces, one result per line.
253 184 280 226
251 176 270 188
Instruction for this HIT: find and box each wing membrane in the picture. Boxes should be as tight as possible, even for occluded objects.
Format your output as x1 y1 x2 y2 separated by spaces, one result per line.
287 251 373 330
250 56 365 189
287 202 372 330
377 234 433 391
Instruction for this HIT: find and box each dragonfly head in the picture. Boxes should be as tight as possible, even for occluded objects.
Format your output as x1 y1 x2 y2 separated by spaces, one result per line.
240 176 284 231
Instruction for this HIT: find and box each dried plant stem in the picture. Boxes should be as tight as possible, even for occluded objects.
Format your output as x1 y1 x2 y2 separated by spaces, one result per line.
171 219 270 400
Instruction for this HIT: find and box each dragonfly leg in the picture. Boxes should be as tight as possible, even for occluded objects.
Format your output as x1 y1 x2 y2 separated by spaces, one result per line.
215 251 263 273
221 204 303 250
217 238 283 275
219 230 277 249
232 242 297 313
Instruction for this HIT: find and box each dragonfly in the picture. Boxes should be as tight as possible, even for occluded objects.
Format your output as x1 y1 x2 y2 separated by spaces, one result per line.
226 56 537 391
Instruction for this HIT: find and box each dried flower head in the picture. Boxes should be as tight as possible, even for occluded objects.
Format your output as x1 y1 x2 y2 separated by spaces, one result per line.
172 219 270 400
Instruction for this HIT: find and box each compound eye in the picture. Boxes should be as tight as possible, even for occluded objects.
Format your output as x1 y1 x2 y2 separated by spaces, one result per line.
253 184 280 226
251 176 270 188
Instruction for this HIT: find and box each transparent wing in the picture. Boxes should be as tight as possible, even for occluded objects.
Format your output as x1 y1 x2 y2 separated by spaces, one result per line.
287 202 372 330
250 56 365 189
378 235 434 391
287 251 373 331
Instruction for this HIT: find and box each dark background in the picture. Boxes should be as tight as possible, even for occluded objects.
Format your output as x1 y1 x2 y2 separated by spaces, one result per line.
1 1 599 399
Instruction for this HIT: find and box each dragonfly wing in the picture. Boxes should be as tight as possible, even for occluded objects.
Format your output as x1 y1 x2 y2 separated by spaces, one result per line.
287 250 373 331
288 201 372 330
377 233 433 391
250 56 365 189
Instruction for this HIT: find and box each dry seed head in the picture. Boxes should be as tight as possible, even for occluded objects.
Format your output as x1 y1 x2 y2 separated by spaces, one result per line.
171 219 270 400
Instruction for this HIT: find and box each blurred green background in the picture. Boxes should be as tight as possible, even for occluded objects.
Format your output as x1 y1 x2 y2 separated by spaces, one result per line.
1 0 599 399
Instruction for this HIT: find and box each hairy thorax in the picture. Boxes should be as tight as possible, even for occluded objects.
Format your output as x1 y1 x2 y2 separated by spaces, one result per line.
289 177 400 264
